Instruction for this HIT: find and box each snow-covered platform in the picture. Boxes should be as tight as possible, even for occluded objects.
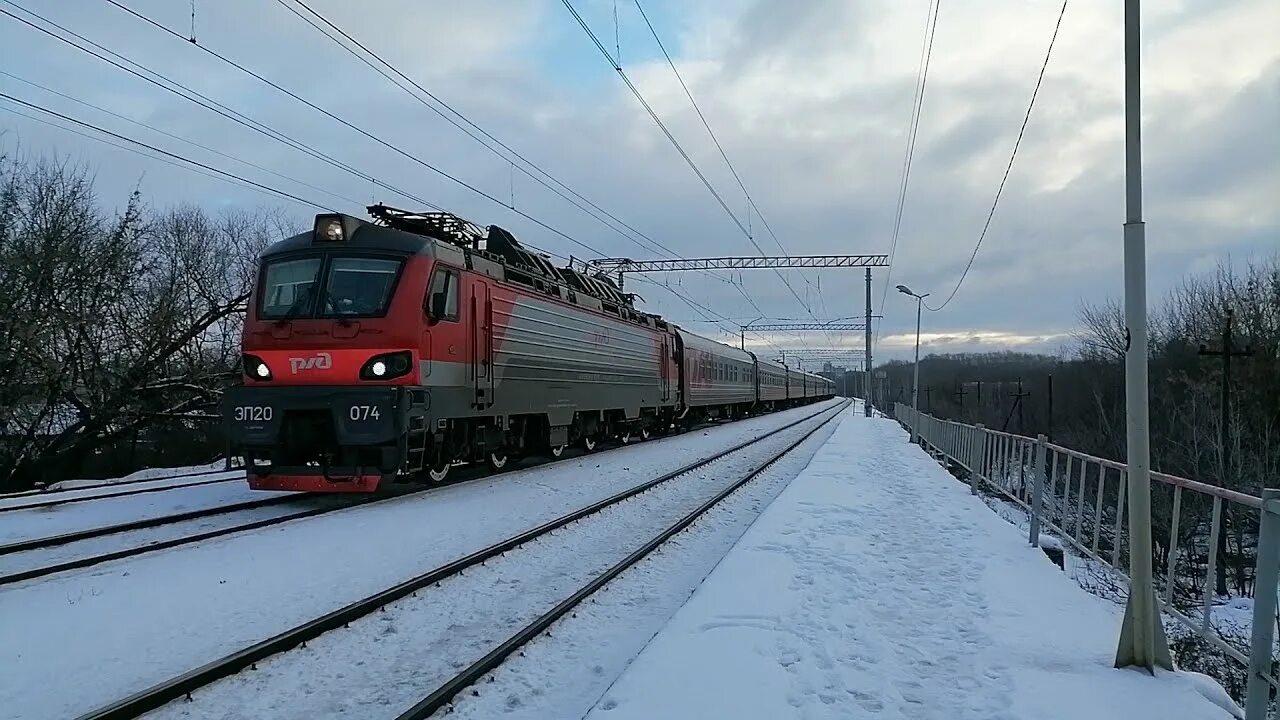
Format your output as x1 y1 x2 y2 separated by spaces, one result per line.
587 407 1237 720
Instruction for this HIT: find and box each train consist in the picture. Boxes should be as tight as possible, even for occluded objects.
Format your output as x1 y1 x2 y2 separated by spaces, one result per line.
225 206 836 492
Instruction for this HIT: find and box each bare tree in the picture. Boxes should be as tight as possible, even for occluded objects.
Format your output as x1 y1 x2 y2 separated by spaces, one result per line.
0 154 295 489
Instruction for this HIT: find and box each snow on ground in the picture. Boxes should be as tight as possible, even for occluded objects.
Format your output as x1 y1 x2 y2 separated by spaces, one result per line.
145 404 846 719
0 477 293 545
0 495 352 581
0 400 840 720
0 470 246 512
438 402 846 720
45 461 233 492
581 411 1237 720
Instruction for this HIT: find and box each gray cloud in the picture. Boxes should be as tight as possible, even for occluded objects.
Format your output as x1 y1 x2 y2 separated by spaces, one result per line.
1 0 1275 362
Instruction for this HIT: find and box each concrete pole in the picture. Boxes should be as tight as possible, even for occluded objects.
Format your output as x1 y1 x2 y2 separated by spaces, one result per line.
1115 0 1173 672
864 267 873 416
912 297 921 412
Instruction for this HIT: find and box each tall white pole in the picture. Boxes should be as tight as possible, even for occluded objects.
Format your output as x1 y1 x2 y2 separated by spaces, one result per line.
1115 0 1173 671
865 267 873 415
911 297 922 441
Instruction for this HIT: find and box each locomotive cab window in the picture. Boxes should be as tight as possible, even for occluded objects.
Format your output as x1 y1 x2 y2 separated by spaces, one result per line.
322 257 402 317
427 266 460 322
260 257 322 319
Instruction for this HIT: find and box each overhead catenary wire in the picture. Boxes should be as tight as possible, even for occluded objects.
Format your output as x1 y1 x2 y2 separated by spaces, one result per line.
0 92 332 210
0 104 321 207
875 0 941 347
924 0 1069 312
0 1 448 215
279 0 675 262
96 0 608 262
630 0 835 351
562 0 832 348
0 70 365 209
274 0 744 293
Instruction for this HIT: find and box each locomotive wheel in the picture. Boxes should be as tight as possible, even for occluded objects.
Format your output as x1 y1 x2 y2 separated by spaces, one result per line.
619 431 632 445
582 435 597 453
487 450 509 472
640 426 651 441
427 460 451 484
549 445 567 459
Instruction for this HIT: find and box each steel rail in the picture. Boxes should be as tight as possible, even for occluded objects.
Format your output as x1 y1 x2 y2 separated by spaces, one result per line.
0 496 374 586
397 400 847 718
74 400 844 720
0 494 306 555
0 467 238 503
6 408 830 586
0 472 245 512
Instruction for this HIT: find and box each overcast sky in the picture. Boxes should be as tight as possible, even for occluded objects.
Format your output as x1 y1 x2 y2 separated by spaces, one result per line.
2 0 1276 365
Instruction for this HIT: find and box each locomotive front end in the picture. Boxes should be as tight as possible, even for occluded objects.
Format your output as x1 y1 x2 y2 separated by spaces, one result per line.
225 213 435 492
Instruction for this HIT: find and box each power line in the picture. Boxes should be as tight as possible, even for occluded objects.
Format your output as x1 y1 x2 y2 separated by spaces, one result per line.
631 0 784 258
630 0 833 348
875 0 941 345
0 70 364 209
275 0 757 307
0 1 445 215
279 0 680 263
635 276 783 353
99 0 608 260
925 0 1069 312
561 0 826 344
0 103 310 205
0 92 331 210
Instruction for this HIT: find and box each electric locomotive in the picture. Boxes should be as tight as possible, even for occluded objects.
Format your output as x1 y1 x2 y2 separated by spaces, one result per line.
224 205 835 493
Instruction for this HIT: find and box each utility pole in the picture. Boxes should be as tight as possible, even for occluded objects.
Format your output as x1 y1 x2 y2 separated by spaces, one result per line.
1198 308 1254 597
954 383 969 419
864 267 873 416
1116 0 1174 672
1002 379 1031 434
1017 378 1026 435
1047 374 1055 443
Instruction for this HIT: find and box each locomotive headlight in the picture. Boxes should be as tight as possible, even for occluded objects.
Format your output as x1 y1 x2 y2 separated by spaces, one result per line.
360 351 412 381
243 354 272 381
314 214 345 243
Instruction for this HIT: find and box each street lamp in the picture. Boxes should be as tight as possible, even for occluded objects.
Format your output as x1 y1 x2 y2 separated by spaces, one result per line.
897 285 929 442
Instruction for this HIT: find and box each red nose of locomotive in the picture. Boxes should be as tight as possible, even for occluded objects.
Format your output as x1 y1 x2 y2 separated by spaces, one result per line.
224 213 434 492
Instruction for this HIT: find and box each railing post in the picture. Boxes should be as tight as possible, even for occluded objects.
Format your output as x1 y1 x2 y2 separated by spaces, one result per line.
1029 434 1047 546
1201 495 1223 634
1245 491 1280 720
971 425 985 495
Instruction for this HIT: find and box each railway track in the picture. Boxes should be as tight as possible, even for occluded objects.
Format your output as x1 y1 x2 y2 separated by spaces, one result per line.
74 400 847 720
0 468 242 509
2 410 820 587
0 494 371 586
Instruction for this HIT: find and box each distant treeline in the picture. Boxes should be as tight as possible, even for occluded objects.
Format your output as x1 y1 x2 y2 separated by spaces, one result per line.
858 255 1279 504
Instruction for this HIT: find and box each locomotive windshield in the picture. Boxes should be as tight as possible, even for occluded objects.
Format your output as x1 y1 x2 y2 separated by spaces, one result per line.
260 257 321 319
322 257 401 316
258 254 403 319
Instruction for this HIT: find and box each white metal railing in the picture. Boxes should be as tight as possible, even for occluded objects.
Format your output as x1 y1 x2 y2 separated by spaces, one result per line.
894 402 1279 718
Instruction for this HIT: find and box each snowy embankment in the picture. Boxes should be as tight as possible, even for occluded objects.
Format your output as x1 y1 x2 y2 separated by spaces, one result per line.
144 403 845 719
0 468 245 511
0 478 291 546
0 400 840 720
583 412 1239 720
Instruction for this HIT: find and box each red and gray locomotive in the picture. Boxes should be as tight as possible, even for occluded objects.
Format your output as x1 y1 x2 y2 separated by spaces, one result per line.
225 206 835 492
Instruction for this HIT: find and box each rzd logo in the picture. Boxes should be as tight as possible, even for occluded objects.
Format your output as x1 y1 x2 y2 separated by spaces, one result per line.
289 352 333 374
